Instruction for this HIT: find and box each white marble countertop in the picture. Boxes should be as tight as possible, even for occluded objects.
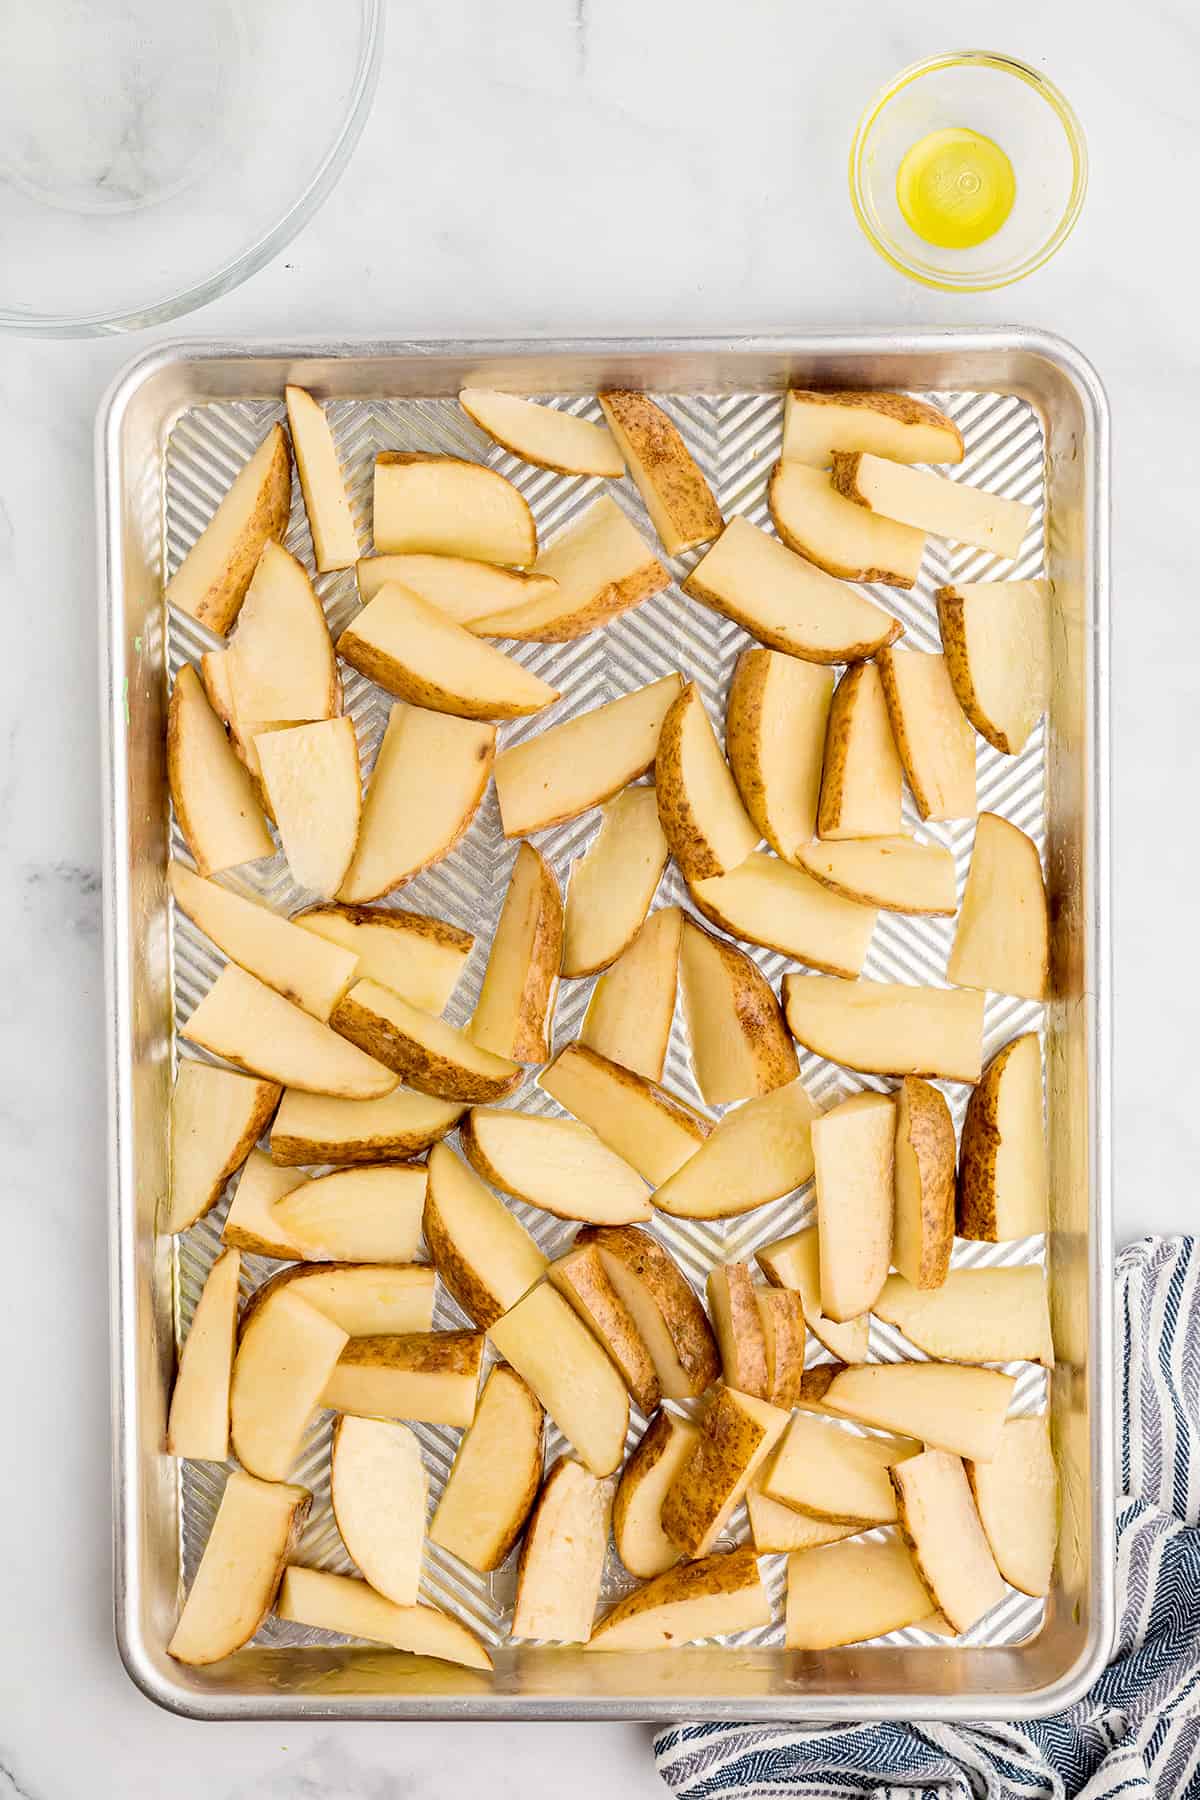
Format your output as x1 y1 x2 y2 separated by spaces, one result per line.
0 0 1188 1792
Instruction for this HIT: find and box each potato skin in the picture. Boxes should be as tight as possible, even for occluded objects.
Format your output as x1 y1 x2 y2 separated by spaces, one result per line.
591 1543 762 1642
421 1183 507 1330
165 424 292 636
612 1411 682 1573
934 586 1016 753
683 552 900 664
577 1222 720 1398
896 1077 956 1289
654 685 726 883
816 662 871 839
336 621 555 722
724 649 775 849
956 1034 1030 1240
829 451 870 508
337 1331 484 1378
551 1246 661 1414
679 915 797 1101
294 903 474 956
328 992 522 1104
659 1387 767 1555
768 460 918 588
445 1365 544 1573
598 391 723 553
474 843 562 1064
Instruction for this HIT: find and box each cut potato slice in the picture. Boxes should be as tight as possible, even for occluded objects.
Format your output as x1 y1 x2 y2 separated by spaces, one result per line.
577 1224 720 1401
338 583 557 721
373 453 536 565
708 1263 770 1399
460 1107 651 1225
654 1077 818 1221
230 1287 348 1481
494 674 684 836
323 1331 484 1427
783 975 985 1082
891 1449 1006 1632
294 904 472 1014
330 1415 426 1606
225 539 338 722
892 1077 956 1289
874 1266 1054 1365
166 1061 280 1233
661 1387 789 1557
725 648 833 861
656 682 759 882
756 1225 869 1363
958 1033 1047 1240
679 915 798 1104
598 390 722 555
270 1085 463 1166
797 837 957 916
812 1090 894 1322
947 812 1049 1000
578 906 681 1082
164 424 292 634
256 719 362 899
251 1263 435 1336
757 1288 808 1410
489 1282 630 1477
422 1142 547 1330
822 1362 1016 1463
331 980 522 1103
167 664 274 876
781 389 964 469
561 787 668 978
547 1244 661 1413
683 517 900 662
184 965 398 1099
339 703 495 902
967 1415 1058 1597
589 1545 769 1651
222 1150 306 1258
357 553 555 623
539 1043 710 1186
936 579 1050 755
613 1411 700 1579
833 454 1033 560
167 1247 241 1461
460 388 625 477
476 494 668 640
429 1364 544 1573
764 1412 919 1524
197 646 288 803
285 385 359 572
692 853 877 977
271 1164 426 1263
817 660 904 841
276 1566 491 1670
769 460 926 587
168 1470 310 1665
784 1530 931 1649
877 647 977 823
747 1484 861 1555
512 1457 613 1643
469 842 562 1062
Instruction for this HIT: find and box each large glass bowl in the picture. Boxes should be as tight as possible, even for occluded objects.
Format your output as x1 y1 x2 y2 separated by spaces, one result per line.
0 0 382 337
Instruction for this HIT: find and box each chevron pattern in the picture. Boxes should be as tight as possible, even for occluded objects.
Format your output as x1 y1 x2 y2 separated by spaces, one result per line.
165 382 1050 1659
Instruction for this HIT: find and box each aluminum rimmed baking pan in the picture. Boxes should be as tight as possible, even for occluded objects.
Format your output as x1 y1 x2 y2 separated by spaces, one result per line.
98 332 1112 1721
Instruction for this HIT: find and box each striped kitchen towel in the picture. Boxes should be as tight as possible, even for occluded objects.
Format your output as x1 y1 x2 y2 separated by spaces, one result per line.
654 1236 1200 1800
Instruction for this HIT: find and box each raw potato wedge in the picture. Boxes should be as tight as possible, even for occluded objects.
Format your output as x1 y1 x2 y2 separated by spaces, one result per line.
167 1247 241 1461
822 1363 1016 1463
783 975 985 1083
250 1262 436 1336
475 494 668 640
494 674 684 837
877 647 977 823
469 842 562 1062
169 862 358 1021
539 1043 709 1186
598 389 722 555
747 1485 861 1555
833 453 1032 560
337 583 557 721
817 661 904 841
430 1364 544 1573
224 538 338 722
588 1546 770 1652
725 648 834 860
683 517 900 663
197 646 288 801
957 1033 1048 1240
270 1086 463 1167
757 1288 808 1409
163 424 292 634
460 1107 652 1225
460 388 625 477
613 1411 700 1579
357 553 556 623
947 812 1049 1000
763 1413 919 1525
184 965 398 1099
512 1457 613 1643
561 787 669 978
756 1225 869 1363
168 1470 310 1665
271 1164 426 1263
222 1151 306 1259
579 906 681 1082
967 1415 1058 1597
655 681 759 882
166 1061 281 1233
784 1530 931 1650
422 1142 547 1330
679 915 798 1105
576 1224 720 1402
276 1566 491 1670
874 1266 1054 1366
936 579 1050 755
167 664 274 875
294 904 473 1014
285 385 359 572
323 1331 484 1427
708 1263 770 1399
548 1244 661 1413
661 1387 789 1557
338 703 495 902
891 1449 1007 1632
373 452 536 565
812 1090 895 1322
691 854 878 977
781 389 964 468
331 981 522 1103
797 837 957 916
489 1282 630 1477
256 719 362 899
653 1078 818 1221
892 1077 956 1289
769 460 926 587
330 1415 427 1606
230 1287 348 1481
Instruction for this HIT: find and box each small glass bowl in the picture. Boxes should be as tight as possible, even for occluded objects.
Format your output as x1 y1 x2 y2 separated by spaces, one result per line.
850 51 1087 292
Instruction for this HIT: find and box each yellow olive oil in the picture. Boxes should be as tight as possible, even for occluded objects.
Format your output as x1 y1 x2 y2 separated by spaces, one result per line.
896 127 1016 250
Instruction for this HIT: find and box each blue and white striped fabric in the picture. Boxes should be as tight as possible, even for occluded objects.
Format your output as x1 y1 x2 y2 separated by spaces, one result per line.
655 1236 1200 1800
